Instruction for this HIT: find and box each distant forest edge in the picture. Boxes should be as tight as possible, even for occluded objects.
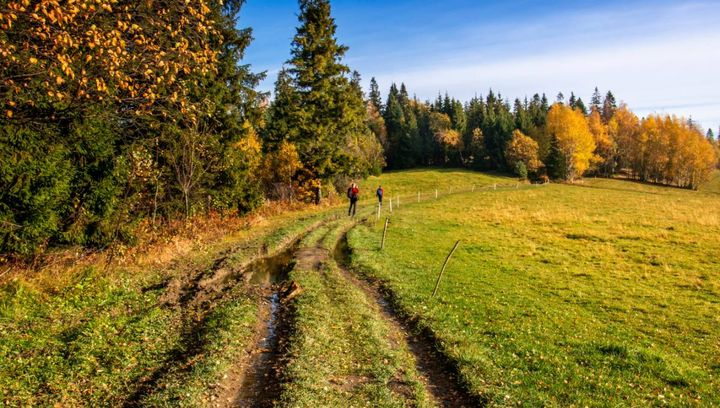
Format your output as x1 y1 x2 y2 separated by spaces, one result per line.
0 0 717 257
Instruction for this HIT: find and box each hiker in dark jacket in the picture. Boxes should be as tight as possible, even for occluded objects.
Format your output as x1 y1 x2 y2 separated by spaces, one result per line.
347 183 359 216
376 185 384 207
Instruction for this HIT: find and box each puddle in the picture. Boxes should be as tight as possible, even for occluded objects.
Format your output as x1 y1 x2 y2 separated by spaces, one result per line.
333 233 351 268
246 244 297 285
232 244 299 407
234 292 283 407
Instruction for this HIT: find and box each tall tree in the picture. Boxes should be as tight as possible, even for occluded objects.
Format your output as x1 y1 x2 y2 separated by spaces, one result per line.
282 0 369 181
602 91 617 122
545 103 595 181
591 87 602 112
369 77 383 112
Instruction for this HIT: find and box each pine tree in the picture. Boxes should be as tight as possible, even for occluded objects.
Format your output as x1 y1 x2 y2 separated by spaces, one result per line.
545 134 567 180
283 0 368 180
574 98 588 115
602 91 617 122
569 92 577 107
383 83 405 168
708 128 716 142
591 87 602 112
369 77 382 112
556 92 565 104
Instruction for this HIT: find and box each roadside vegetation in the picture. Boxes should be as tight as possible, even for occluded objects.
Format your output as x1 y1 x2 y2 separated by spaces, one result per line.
0 208 329 406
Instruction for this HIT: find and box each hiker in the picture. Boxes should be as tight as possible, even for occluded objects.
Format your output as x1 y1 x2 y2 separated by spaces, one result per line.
376 185 384 207
347 183 359 216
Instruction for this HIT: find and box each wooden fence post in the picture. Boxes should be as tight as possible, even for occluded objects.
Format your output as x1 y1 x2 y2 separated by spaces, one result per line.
376 203 381 220
431 240 461 298
397 195 400 208
435 189 438 199
380 218 390 250
417 191 420 202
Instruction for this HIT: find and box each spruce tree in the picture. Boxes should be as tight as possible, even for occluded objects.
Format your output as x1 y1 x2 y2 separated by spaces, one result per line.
556 92 565 104
591 87 602 112
569 92 577 107
574 98 588 115
602 91 617 122
283 0 368 180
369 77 383 112
707 128 715 142
383 83 405 168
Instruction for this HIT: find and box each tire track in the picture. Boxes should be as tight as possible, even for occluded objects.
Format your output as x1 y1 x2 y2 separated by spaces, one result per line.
333 230 485 407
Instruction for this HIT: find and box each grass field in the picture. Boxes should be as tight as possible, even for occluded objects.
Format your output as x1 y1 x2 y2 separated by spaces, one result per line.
2 168 719 406
349 173 720 406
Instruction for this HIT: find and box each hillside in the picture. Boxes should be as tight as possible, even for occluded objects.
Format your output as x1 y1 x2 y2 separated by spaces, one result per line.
1 170 718 406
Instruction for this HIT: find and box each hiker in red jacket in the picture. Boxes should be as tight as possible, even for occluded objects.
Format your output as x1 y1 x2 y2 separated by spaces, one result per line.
347 183 359 216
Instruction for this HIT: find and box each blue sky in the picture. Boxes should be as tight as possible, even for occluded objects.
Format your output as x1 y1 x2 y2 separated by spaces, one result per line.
241 0 720 133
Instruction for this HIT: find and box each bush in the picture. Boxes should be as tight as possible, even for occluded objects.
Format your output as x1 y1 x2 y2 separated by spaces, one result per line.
514 161 528 180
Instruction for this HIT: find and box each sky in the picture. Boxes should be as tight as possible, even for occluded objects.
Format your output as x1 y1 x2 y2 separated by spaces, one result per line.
240 0 720 133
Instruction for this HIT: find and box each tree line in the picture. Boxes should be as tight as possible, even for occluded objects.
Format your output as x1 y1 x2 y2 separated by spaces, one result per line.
371 82 718 187
1 0 716 257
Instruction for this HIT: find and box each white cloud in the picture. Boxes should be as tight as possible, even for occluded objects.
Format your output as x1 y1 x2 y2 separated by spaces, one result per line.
362 2 720 131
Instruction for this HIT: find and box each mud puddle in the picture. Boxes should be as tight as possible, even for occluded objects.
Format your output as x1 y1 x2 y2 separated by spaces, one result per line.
218 245 299 408
333 233 483 407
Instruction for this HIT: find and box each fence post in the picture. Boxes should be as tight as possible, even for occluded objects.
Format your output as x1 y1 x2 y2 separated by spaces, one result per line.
494 183 497 190
417 191 420 203
376 203 381 220
380 218 390 250
397 195 400 208
389 198 393 213
431 240 461 298
472 184 475 192
435 189 438 199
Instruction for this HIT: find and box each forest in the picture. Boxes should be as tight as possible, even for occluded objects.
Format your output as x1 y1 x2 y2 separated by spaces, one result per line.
1 0 717 257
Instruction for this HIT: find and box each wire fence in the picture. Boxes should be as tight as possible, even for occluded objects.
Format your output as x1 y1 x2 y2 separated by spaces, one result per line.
348 181 550 219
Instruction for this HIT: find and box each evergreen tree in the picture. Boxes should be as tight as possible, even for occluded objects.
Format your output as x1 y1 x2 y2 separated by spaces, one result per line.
282 0 369 180
556 92 565 104
569 92 577 107
708 128 716 142
545 134 567 180
591 87 602 112
602 91 617 122
513 98 532 134
369 77 383 112
574 98 588 115
383 83 405 168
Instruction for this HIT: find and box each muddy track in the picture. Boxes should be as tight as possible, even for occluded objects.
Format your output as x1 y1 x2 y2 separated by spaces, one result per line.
213 268 299 407
124 223 320 407
333 231 485 407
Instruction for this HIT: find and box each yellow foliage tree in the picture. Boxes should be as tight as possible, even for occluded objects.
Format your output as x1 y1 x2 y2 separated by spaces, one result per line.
0 0 220 120
588 110 614 176
608 105 640 173
506 129 542 175
638 115 717 188
545 104 595 181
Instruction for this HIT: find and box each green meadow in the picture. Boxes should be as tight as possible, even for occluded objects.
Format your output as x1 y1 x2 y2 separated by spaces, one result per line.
349 171 720 406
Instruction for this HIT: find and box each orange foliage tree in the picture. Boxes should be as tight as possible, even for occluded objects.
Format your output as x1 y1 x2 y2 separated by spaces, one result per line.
545 103 595 181
505 129 542 176
0 0 220 121
587 110 614 176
